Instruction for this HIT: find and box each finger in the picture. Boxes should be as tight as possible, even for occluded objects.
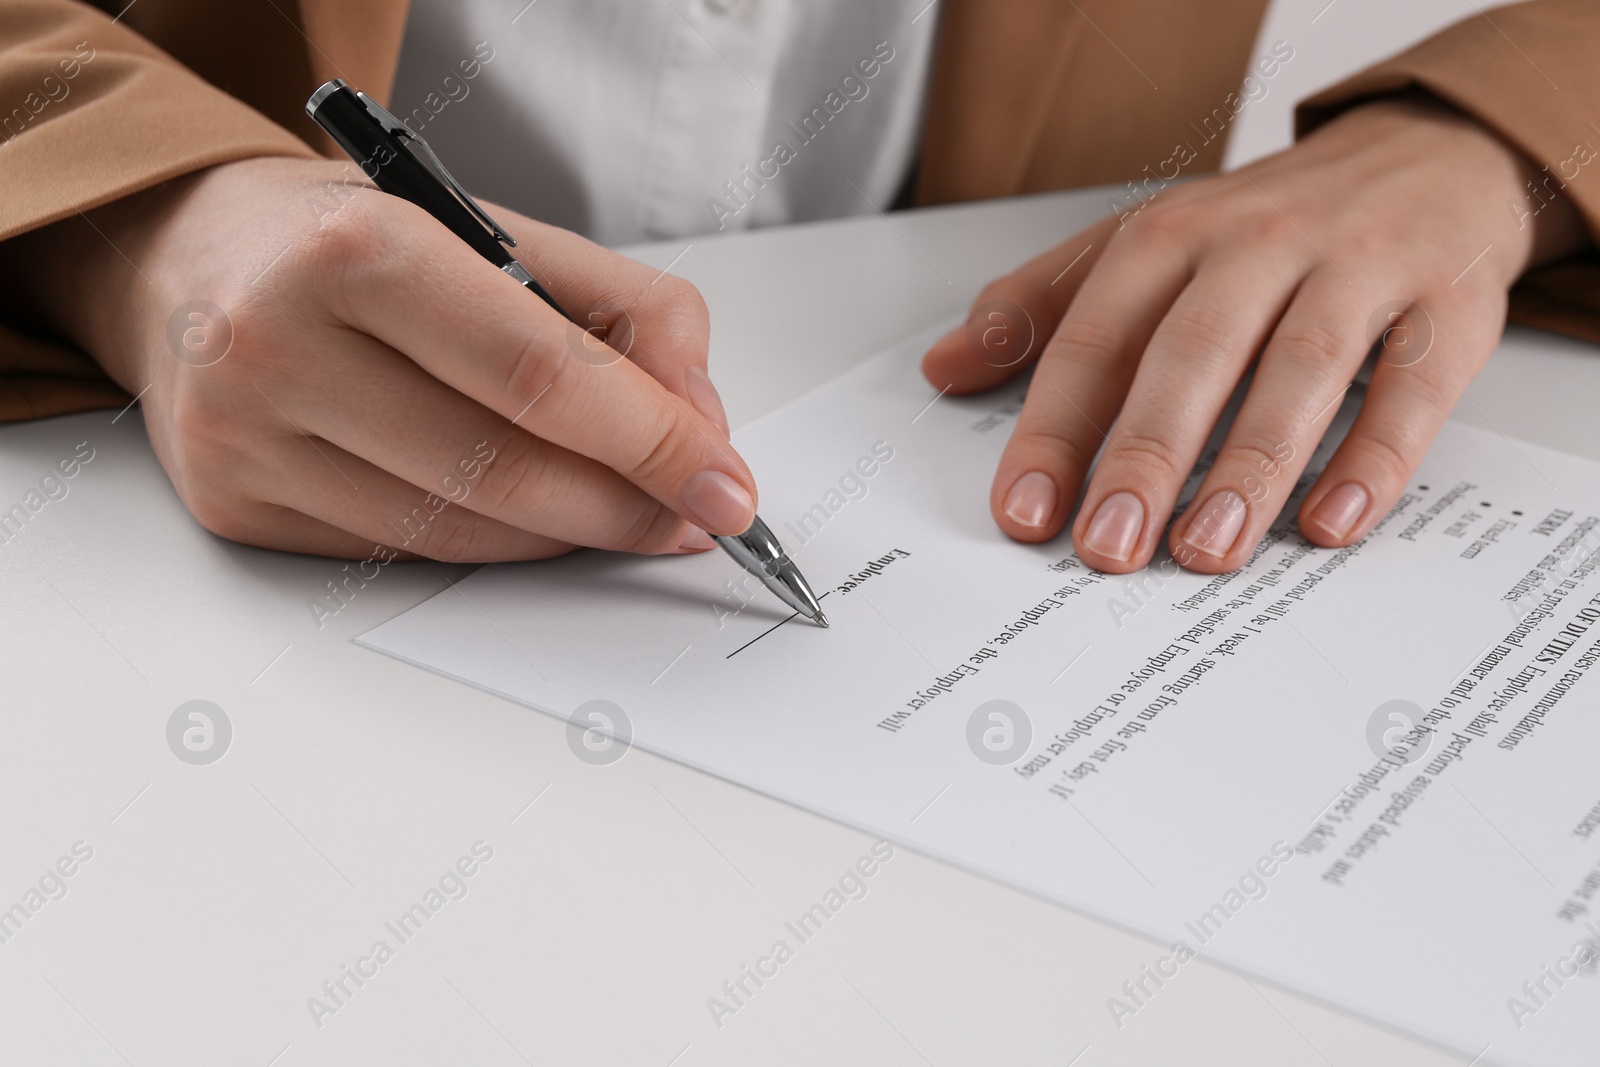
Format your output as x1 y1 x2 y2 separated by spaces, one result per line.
324 199 756 535
285 334 718 554
988 223 1194 546
1163 268 1384 572
248 431 588 563
494 211 729 435
922 215 1119 394
215 502 427 560
1298 288 1503 547
1073 246 1305 573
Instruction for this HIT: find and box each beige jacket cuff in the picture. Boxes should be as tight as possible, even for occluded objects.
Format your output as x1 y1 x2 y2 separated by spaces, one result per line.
1 0 317 420
1296 0 1600 344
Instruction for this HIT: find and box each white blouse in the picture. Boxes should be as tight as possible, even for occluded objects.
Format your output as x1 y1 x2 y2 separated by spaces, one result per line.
391 0 939 246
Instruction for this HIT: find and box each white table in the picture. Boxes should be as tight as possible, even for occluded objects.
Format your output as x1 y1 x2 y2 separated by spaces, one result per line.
5 184 1597 1066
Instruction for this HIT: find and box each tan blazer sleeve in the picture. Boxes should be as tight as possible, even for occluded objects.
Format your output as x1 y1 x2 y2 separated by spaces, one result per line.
0 0 317 422
1296 0 1600 344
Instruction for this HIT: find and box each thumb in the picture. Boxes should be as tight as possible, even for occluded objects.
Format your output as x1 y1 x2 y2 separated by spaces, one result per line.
922 216 1116 394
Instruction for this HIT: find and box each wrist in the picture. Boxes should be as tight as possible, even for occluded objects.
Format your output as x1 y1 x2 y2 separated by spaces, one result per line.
1504 140 1592 271
1337 91 1590 277
0 174 197 392
0 159 319 394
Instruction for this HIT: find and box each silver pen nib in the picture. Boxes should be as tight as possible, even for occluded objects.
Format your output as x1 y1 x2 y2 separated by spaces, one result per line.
713 515 828 626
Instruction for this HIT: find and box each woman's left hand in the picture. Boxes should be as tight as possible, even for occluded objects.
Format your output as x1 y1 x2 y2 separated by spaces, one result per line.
923 94 1590 574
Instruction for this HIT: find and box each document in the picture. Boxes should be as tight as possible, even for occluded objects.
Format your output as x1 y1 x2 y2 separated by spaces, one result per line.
361 323 1600 1065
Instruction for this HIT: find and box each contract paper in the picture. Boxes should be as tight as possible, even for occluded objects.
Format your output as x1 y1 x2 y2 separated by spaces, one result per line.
360 323 1600 1065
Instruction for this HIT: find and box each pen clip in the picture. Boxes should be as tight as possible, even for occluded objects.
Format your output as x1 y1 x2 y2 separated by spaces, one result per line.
354 89 518 248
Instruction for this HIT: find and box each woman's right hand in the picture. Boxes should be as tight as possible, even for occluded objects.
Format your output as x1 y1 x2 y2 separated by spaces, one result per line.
9 156 752 561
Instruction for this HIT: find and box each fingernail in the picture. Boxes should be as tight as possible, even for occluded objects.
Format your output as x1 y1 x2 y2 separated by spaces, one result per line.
681 470 754 534
1310 482 1368 540
1182 489 1247 557
1003 470 1057 528
677 526 717 553
1082 490 1144 562
685 365 730 436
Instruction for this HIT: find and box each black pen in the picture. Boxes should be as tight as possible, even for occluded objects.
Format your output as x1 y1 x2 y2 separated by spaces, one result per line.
305 79 827 627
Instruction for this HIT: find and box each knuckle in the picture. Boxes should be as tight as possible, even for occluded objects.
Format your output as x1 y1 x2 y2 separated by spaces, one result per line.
500 329 573 408
1124 201 1202 249
1271 320 1349 368
640 276 711 359
614 500 685 554
1161 303 1239 363
1334 227 1385 262
165 384 226 453
304 194 382 274
470 431 554 516
418 506 485 563
1109 430 1187 483
1120 202 1203 255
1219 437 1296 495
1344 436 1412 486
622 412 698 488
1391 364 1455 414
654 274 707 319
1013 423 1096 478
161 381 278 543
1046 318 1125 367
180 483 254 543
1242 207 1298 246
